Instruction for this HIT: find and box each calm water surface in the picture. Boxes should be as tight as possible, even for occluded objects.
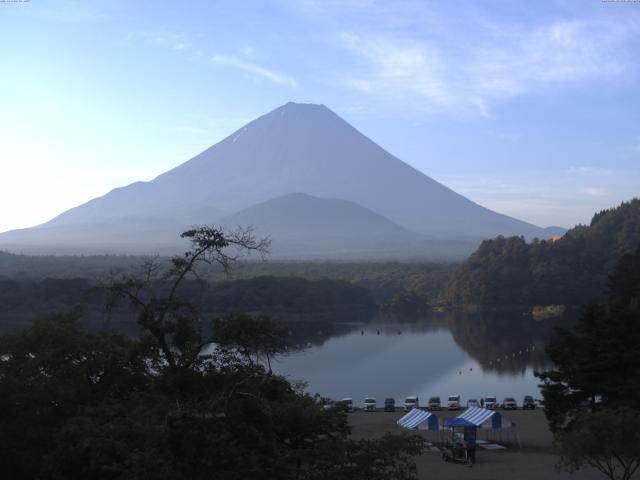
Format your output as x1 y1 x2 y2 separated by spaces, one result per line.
275 312 563 406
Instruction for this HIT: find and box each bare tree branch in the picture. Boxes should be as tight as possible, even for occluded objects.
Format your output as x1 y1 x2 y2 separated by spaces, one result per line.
104 225 270 371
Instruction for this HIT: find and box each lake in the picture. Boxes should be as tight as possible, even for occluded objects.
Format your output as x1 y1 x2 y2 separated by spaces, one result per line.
274 311 567 407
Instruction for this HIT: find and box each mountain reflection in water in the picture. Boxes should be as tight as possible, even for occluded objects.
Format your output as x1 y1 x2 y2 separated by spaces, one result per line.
276 311 572 403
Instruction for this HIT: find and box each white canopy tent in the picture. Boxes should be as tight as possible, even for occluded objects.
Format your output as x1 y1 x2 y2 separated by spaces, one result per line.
397 408 439 431
447 406 514 429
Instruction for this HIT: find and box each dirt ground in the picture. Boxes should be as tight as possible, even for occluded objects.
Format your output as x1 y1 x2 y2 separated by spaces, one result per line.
349 409 610 480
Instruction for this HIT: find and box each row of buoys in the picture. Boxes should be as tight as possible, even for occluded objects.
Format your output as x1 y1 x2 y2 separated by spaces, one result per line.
488 345 537 366
452 345 540 375
353 331 539 371
361 329 403 336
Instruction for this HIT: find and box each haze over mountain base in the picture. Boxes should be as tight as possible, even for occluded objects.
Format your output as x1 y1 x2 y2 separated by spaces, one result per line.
0 102 565 259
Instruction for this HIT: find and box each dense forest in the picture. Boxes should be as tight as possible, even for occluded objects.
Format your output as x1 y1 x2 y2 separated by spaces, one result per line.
0 250 456 330
0 252 454 303
535 245 640 480
0 275 378 332
445 199 640 307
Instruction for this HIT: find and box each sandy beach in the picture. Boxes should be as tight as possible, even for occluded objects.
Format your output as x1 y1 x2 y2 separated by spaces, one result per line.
349 409 608 480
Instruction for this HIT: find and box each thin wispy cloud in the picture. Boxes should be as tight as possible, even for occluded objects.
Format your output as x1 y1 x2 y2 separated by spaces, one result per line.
210 55 298 87
435 168 639 227
127 27 200 54
581 187 610 197
338 32 455 111
470 19 634 94
296 1 640 116
567 166 615 176
132 28 296 87
144 30 193 51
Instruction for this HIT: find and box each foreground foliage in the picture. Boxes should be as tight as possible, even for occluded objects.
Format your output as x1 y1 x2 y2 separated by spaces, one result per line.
538 245 640 480
0 226 425 479
557 408 640 480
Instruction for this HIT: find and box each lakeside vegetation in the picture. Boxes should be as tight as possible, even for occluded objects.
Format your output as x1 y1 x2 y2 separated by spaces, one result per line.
0 251 454 303
0 251 455 330
0 275 378 333
445 199 640 308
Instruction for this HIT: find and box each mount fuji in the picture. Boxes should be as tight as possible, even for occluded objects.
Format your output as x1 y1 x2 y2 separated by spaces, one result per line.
0 102 563 258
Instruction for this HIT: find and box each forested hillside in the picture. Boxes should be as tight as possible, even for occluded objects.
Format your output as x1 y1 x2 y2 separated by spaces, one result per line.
0 275 376 332
445 199 640 307
0 252 454 306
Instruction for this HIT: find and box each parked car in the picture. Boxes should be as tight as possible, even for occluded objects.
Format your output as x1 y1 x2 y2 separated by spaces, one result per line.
321 399 335 410
364 397 377 412
467 398 479 408
502 397 517 410
447 394 461 410
384 398 396 412
337 398 354 412
403 396 419 412
428 396 441 410
484 395 497 409
534 398 545 409
522 395 536 410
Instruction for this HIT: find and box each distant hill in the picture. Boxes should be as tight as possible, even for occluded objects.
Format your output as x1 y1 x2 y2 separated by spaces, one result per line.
220 193 415 238
0 102 562 258
218 193 477 259
445 199 640 307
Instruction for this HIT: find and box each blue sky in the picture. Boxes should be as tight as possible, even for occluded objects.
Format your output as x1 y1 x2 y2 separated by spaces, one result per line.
1 0 639 232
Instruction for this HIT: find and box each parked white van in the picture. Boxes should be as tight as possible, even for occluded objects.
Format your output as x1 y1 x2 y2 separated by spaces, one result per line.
484 395 497 410
447 394 461 410
364 397 377 412
403 396 419 412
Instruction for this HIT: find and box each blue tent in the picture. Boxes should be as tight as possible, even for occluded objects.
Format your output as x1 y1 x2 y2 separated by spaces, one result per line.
444 418 477 427
397 408 439 431
443 407 519 448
